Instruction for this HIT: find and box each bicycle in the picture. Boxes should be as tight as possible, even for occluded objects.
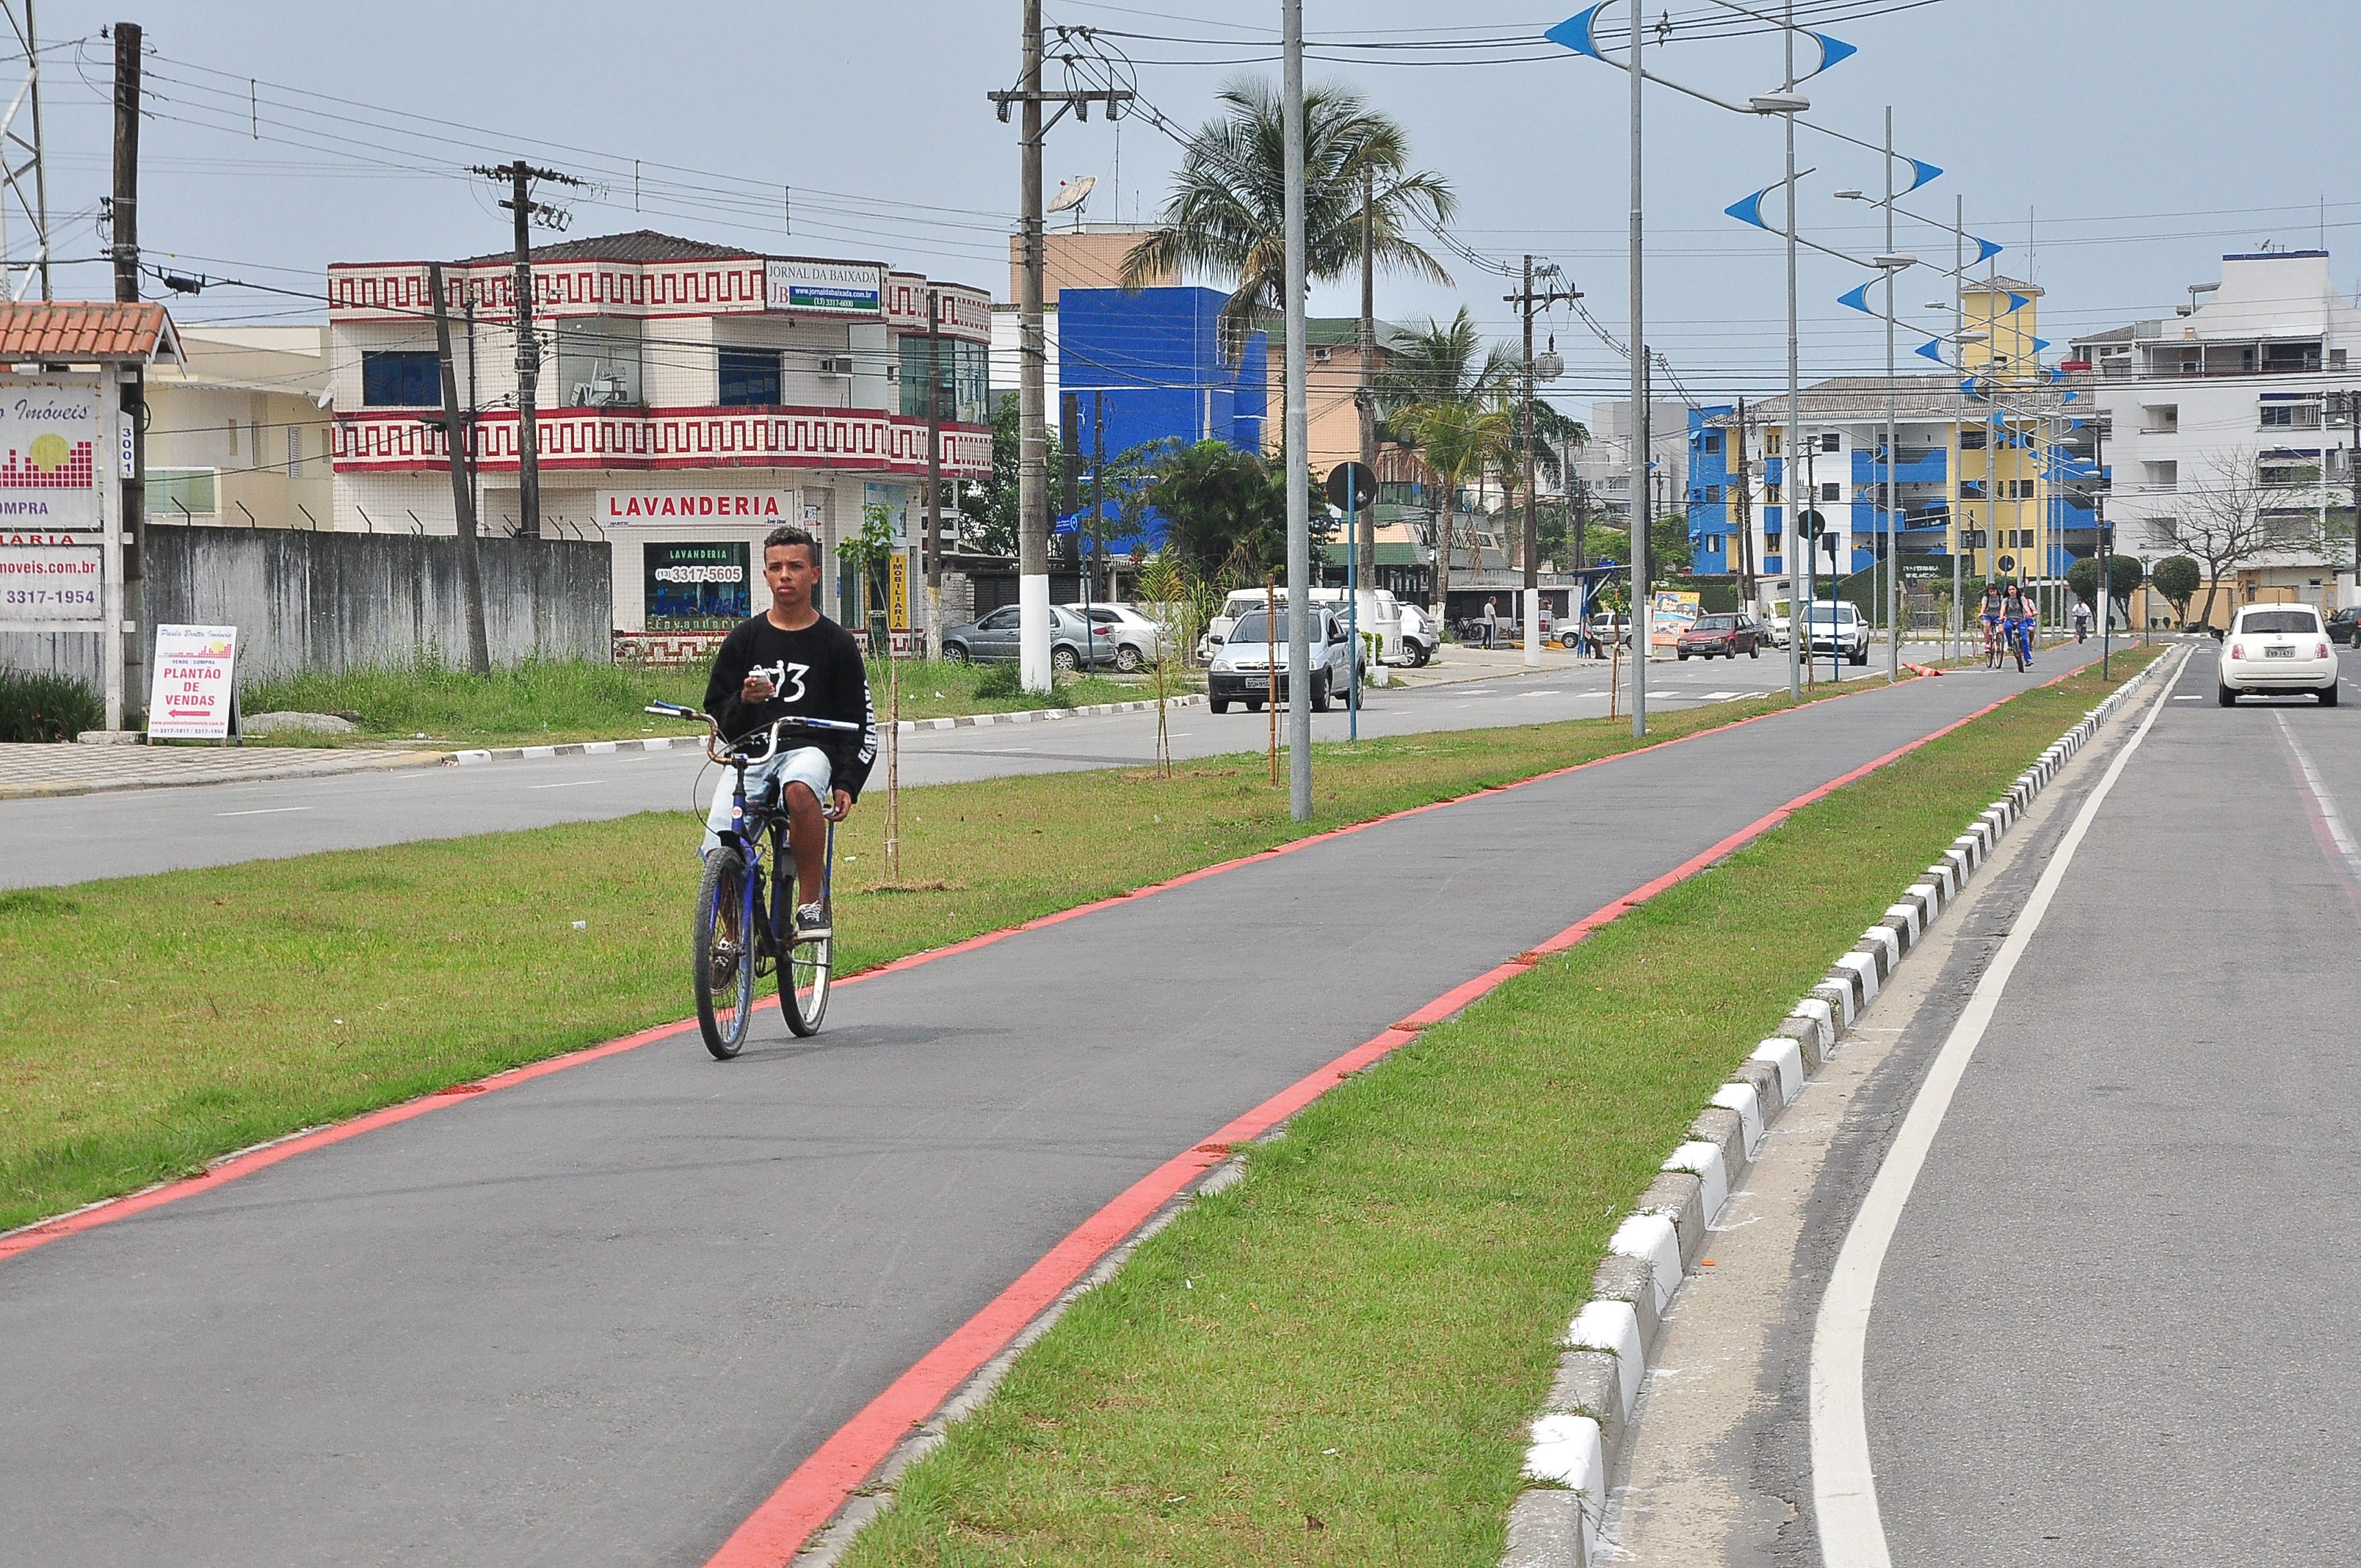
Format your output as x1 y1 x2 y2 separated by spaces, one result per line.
645 700 857 1058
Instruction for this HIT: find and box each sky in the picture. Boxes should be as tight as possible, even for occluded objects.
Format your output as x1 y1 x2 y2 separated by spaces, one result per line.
14 1 2359 421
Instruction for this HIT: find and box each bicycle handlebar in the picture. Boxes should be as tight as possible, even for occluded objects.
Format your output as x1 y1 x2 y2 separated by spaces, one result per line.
641 703 861 767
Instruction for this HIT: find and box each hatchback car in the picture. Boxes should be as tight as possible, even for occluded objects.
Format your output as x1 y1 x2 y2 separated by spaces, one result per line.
2327 606 2361 647
2219 604 2339 705
940 604 1094 671
1677 612 1764 660
1207 607 1356 712
1800 602 1870 666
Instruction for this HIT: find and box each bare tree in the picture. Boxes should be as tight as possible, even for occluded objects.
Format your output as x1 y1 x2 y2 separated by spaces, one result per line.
2155 446 2309 628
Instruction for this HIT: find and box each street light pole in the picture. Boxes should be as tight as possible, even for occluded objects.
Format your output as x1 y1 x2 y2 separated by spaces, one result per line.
1627 0 1648 736
1782 5 1802 703
1282 0 1311 820
1883 105 1901 681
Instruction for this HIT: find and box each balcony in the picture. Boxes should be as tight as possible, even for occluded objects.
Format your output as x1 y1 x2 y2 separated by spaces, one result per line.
333 403 993 480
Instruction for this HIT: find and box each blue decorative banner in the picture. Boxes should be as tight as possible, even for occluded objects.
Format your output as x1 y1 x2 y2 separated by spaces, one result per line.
1545 5 1609 59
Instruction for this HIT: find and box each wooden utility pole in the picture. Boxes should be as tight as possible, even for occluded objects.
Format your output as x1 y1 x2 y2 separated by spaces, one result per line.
1505 259 1578 660
471 159 581 540
110 20 143 726
429 262 490 675
990 7 1131 693
924 287 944 659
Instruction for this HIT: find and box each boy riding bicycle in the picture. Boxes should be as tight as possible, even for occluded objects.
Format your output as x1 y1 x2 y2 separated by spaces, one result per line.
702 524 876 939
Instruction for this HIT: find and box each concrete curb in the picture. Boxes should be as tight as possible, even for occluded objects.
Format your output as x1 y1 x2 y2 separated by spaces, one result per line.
0 749 449 801
446 694 1207 764
1504 649 2178 1566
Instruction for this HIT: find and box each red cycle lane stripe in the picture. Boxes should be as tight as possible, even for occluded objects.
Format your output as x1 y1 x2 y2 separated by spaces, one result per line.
0 670 1974 1267
699 682 2034 1567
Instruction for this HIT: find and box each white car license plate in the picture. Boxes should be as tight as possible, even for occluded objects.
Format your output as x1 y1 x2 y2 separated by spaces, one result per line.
2266 645 2295 658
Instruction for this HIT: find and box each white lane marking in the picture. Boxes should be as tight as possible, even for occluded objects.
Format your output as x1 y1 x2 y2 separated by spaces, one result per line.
2172 694 2202 700
2274 714 2361 868
527 779 609 790
216 805 312 817
1810 647 2186 1568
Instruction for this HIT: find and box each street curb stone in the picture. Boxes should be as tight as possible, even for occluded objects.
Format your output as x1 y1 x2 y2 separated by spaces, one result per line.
446 694 1208 765
1504 649 2176 1564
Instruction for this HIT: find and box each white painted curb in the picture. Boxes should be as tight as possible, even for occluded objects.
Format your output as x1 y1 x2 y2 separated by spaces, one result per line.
1503 653 2173 1565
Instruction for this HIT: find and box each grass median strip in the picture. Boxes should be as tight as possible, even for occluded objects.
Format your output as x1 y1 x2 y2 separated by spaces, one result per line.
3 678 1887 1235
237 657 1195 749
833 652 2159 1568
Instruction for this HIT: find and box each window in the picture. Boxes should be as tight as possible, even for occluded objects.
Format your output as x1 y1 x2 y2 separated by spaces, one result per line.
2008 479 2037 500
360 350 440 407
1765 484 1782 504
2144 460 2177 490
978 607 1020 631
556 318 644 406
2238 609 2321 635
2260 401 2321 430
718 348 782 407
2263 341 2321 373
286 426 302 479
1821 482 1841 502
2333 349 2348 370
1702 432 1722 454
146 468 217 517
1959 427 1987 450
899 336 989 424
1820 432 1840 453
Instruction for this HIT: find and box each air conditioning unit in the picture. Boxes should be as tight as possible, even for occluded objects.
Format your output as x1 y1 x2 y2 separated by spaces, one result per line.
817 355 855 376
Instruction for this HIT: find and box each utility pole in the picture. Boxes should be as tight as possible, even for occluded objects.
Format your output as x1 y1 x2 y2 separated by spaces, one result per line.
111 20 142 727
1357 164 1378 587
1781 4 1802 703
429 262 490 676
990 5 1132 694
1282 0 1310 821
1882 105 1901 681
924 287 943 661
471 159 581 541
1507 256 1581 669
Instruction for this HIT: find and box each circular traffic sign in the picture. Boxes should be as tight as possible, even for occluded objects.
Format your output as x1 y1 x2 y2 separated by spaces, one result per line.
1324 460 1379 512
1797 509 1827 539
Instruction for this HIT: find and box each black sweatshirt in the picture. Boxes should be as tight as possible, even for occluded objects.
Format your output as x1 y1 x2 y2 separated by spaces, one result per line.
702 613 877 801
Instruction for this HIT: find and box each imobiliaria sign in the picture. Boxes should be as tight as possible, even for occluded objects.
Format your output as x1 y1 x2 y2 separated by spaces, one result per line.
0 378 104 531
596 490 793 524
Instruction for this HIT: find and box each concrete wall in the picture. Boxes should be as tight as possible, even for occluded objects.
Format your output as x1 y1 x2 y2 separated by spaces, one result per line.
136 523 611 683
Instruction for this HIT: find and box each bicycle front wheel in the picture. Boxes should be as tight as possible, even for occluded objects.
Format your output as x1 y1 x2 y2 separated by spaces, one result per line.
782 930 832 1036
694 847 757 1059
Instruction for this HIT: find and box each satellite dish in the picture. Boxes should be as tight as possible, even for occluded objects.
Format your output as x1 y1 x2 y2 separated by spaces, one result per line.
1046 175 1098 217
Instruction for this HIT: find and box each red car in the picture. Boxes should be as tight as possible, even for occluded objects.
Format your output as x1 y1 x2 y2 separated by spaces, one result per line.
1676 612 1766 660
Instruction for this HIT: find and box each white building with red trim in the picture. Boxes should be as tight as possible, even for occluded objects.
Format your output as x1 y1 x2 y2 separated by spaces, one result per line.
327 231 990 653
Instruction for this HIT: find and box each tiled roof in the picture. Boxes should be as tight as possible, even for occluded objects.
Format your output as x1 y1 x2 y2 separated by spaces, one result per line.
456 228 756 266
0 300 180 363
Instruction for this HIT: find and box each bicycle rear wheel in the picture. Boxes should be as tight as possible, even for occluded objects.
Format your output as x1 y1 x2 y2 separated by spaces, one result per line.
776 827 833 1037
694 846 756 1059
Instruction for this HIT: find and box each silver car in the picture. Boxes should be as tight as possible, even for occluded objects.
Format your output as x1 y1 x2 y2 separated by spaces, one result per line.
940 604 1094 671
1062 601 1165 672
1207 607 1356 712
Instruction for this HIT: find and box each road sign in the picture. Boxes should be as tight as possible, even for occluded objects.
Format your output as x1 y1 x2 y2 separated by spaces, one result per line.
1797 509 1827 539
1324 460 1378 513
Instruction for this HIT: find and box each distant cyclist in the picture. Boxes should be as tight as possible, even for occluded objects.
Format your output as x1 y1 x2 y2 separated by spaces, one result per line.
2072 598 2092 642
1979 583 2004 668
701 523 876 939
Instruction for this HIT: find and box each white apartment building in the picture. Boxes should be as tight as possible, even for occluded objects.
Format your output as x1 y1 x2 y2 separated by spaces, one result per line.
1578 398 1690 526
328 231 991 649
2070 248 2361 621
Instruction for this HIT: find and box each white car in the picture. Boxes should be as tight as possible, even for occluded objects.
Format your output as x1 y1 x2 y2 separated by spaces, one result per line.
1798 602 1870 666
1207 606 1356 712
2219 604 2339 705
1062 601 1163 671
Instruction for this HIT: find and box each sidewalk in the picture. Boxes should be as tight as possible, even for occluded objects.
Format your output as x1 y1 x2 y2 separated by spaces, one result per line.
0 742 447 801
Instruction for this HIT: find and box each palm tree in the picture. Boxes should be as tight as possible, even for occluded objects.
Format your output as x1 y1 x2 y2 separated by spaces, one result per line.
1492 397 1590 567
1121 79 1455 360
1380 310 1517 617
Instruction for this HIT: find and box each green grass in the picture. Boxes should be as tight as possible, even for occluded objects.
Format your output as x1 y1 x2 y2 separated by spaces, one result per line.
234 657 1194 749
833 652 2160 1567
0 678 1904 1236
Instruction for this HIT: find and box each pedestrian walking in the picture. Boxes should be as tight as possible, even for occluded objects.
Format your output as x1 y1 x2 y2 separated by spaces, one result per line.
1482 597 1500 649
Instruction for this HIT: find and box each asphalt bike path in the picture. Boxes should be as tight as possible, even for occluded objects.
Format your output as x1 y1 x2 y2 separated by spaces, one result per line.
0 646 1938 890
0 647 2087 1567
1828 642 2361 1565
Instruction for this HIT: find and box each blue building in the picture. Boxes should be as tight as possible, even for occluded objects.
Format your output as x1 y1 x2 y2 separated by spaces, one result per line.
1055 286 1266 552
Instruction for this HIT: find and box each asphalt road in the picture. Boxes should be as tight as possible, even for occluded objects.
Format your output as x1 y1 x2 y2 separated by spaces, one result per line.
0 643 1945 889
1858 642 2361 1565
0 650 2072 1568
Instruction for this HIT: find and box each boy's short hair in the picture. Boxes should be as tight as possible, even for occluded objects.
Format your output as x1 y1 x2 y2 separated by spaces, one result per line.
763 524 821 568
